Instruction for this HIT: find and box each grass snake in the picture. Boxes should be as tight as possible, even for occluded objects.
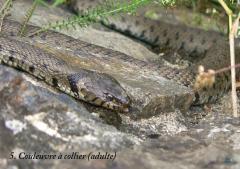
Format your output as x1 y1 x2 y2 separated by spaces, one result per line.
1 0 240 112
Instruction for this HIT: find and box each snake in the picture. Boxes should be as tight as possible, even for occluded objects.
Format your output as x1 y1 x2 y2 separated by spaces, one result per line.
71 0 240 104
0 33 131 112
0 0 240 112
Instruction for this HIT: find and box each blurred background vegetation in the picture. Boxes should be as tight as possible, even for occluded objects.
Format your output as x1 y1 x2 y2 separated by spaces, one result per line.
42 0 240 15
21 0 240 35
41 0 240 24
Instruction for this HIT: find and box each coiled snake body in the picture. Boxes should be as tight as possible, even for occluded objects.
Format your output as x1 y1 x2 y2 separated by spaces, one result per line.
1 0 240 112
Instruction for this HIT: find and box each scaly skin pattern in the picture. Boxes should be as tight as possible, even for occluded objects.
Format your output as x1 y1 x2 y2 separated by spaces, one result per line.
105 15 240 104
1 17 239 107
0 34 130 112
1 20 194 87
71 0 240 104
1 1 240 111
71 0 223 60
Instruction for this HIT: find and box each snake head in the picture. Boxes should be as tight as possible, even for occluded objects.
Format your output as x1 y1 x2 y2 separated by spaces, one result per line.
67 71 130 112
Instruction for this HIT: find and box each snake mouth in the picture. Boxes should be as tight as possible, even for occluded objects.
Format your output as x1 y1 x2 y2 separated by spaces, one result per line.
102 101 130 113
82 92 130 112
67 72 130 112
102 92 131 112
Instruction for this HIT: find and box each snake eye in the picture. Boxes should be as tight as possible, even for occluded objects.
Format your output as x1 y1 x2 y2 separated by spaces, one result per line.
106 93 114 101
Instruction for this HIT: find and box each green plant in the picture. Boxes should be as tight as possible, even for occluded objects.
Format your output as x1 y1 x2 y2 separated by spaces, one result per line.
18 0 38 36
35 0 67 7
0 0 181 35
0 0 12 31
28 0 153 36
51 0 67 6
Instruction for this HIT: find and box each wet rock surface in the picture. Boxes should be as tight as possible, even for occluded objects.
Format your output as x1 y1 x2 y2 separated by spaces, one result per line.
0 0 240 169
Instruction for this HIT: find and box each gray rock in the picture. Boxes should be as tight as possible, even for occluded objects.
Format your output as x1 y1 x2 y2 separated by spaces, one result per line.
0 0 188 152
0 65 141 152
1 0 240 169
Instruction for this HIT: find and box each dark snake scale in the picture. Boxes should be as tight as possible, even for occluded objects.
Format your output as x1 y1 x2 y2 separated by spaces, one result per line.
0 0 240 112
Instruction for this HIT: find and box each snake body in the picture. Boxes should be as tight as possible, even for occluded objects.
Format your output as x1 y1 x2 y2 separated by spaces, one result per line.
1 0 240 112
71 0 240 104
0 33 130 112
103 13 240 104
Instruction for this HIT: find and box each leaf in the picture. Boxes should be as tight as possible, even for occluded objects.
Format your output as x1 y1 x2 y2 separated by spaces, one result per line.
18 0 38 37
52 0 66 7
